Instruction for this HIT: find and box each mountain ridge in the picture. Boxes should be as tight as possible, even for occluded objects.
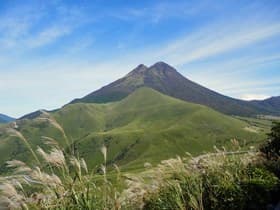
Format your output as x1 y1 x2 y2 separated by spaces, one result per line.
250 96 280 111
0 114 15 123
71 62 280 116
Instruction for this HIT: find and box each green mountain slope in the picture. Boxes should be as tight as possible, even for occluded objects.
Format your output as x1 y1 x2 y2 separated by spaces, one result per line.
71 62 280 116
0 88 266 171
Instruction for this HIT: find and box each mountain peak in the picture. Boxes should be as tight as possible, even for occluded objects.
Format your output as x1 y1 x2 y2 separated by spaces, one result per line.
70 62 280 116
152 61 171 67
137 64 148 69
127 62 177 77
149 61 177 73
127 64 148 76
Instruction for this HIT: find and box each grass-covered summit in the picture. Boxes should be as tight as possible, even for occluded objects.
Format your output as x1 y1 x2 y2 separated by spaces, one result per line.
0 88 264 171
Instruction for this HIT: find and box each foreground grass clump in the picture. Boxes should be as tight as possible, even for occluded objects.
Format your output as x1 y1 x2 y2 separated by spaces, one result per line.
1 145 278 209
0 113 121 210
0 144 279 210
0 143 122 210
121 149 279 210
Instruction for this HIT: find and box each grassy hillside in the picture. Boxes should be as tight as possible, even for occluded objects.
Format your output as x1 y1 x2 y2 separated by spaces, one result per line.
0 88 266 172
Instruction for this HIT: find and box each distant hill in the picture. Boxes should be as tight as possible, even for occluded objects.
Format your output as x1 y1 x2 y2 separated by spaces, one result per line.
71 62 280 117
251 96 280 112
0 114 15 123
0 88 265 171
19 110 47 120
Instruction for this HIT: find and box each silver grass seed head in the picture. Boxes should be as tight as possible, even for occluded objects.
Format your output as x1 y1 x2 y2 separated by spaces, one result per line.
37 147 66 168
101 145 107 163
80 158 88 174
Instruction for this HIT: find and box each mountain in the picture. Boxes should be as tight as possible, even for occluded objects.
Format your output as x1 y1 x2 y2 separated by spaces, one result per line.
0 88 265 171
0 114 15 123
71 62 280 116
19 110 48 120
251 96 280 112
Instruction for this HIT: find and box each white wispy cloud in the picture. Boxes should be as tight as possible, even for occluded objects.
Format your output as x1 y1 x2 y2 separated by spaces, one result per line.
241 94 270 101
0 8 43 48
153 21 280 65
109 1 209 23
27 25 71 48
186 54 280 80
0 3 90 51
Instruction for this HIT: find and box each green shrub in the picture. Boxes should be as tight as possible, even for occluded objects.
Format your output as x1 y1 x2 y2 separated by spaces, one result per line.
241 167 279 210
260 121 280 161
130 151 280 210
144 185 185 210
258 121 280 207
202 175 245 210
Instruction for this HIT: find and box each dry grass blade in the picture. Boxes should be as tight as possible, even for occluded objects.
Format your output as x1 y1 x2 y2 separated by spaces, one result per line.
6 128 40 164
37 147 66 168
6 160 32 174
36 111 70 147
101 145 107 164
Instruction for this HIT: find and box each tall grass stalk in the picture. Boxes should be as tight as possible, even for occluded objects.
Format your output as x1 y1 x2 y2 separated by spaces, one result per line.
7 128 41 165
0 119 121 210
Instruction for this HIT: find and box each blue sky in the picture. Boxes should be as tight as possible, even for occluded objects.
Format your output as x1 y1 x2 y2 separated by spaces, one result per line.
0 0 280 117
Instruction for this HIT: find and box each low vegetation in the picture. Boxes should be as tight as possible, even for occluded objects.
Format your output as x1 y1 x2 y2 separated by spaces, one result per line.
0 116 279 209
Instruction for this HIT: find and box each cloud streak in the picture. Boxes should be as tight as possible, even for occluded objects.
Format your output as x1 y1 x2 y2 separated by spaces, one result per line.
241 94 270 101
0 3 90 51
153 21 280 65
